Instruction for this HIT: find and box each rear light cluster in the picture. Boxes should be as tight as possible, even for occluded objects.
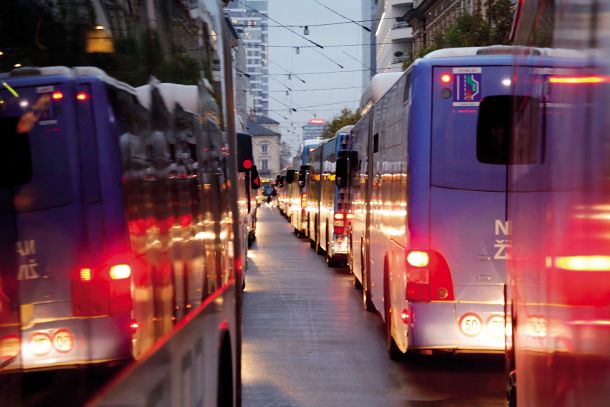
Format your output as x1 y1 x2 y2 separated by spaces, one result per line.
405 249 455 302
72 261 133 317
300 192 307 208
333 212 353 235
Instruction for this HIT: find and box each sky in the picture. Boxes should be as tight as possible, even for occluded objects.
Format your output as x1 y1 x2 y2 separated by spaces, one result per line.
266 0 368 153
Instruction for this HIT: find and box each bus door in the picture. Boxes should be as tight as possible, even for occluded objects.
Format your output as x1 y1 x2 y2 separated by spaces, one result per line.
430 65 513 346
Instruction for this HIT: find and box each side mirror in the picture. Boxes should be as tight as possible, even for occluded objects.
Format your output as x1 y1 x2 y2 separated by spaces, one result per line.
335 156 348 188
250 166 260 189
298 165 308 187
286 169 296 184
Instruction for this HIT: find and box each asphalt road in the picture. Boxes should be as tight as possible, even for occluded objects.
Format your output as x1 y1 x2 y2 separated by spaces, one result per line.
242 205 505 407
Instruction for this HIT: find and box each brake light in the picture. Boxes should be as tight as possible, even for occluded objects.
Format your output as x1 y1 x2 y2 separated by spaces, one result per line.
76 91 90 101
109 264 131 280
549 76 610 85
407 251 429 268
334 213 344 220
333 211 350 235
301 192 307 208
80 268 93 282
51 91 64 100
130 320 139 334
440 73 453 84
72 260 133 317
405 249 454 302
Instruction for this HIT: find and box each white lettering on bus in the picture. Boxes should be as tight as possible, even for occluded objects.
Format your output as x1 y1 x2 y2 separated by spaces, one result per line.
494 220 510 260
16 240 40 280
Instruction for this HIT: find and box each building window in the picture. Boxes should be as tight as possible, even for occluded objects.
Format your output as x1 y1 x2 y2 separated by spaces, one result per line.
261 143 268 153
261 159 268 171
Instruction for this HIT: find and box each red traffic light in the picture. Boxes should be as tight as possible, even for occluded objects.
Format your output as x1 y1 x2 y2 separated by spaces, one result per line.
243 159 253 170
253 177 260 186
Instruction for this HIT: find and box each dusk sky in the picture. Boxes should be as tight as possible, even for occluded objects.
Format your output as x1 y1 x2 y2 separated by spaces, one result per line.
267 1 367 151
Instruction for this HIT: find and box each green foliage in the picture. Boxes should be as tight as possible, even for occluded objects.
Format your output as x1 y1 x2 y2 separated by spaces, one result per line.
320 108 361 139
403 0 515 70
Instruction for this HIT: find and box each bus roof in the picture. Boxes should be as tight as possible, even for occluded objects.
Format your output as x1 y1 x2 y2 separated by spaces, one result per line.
359 72 403 114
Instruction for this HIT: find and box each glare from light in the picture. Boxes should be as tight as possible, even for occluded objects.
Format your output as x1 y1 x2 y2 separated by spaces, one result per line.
95 25 105 30
109 264 131 280
375 12 386 37
14 63 22 68
555 255 610 271
407 251 429 268
502 78 512 87
19 100 28 108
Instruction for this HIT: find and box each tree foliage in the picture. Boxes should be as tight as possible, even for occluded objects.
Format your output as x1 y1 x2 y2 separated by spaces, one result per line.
403 0 515 69
320 108 361 139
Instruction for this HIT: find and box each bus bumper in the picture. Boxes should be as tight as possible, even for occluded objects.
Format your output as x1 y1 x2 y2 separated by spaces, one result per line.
409 302 505 353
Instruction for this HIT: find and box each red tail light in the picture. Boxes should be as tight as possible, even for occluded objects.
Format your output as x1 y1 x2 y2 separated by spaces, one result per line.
301 192 307 208
405 249 454 302
72 260 133 317
109 264 131 280
333 212 351 235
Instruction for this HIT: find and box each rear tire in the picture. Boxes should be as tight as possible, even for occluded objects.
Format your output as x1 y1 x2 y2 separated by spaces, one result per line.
352 273 362 289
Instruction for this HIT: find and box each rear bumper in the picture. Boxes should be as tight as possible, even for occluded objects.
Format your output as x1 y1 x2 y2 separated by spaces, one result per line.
409 301 505 352
1 315 132 372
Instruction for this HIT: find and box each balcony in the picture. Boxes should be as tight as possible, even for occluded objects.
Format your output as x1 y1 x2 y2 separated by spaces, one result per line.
390 23 413 41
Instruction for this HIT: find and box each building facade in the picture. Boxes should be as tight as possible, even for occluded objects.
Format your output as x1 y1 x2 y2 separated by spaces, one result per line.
361 0 378 90
225 0 269 116
375 0 414 72
403 0 483 56
247 118 281 178
302 118 328 141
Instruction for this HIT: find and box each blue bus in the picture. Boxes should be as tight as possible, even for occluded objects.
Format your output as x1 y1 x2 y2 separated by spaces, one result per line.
0 66 238 384
350 47 514 359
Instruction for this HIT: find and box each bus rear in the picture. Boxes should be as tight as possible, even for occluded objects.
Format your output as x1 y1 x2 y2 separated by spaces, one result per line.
407 55 513 353
0 69 133 371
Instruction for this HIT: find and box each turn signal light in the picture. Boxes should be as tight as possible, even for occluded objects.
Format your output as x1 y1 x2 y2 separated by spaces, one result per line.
407 251 429 268
80 268 93 282
109 264 131 280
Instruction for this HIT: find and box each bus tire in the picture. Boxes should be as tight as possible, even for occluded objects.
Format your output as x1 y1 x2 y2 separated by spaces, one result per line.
384 263 402 361
217 333 234 407
310 238 316 250
352 274 362 289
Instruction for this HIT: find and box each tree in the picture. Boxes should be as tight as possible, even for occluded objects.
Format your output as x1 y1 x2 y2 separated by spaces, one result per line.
403 0 515 69
320 108 361 139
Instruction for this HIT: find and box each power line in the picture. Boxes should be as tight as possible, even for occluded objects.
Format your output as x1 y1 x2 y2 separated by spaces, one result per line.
265 68 369 76
235 0 324 49
236 85 361 92
311 0 371 32
233 17 395 29
247 42 399 48
269 60 306 84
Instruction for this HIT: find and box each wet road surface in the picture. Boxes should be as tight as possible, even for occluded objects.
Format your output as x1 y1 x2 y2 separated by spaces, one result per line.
242 206 505 407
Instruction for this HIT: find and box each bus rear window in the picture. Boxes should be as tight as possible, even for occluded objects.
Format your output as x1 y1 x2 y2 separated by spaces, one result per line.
0 87 73 214
0 117 33 186
477 95 541 165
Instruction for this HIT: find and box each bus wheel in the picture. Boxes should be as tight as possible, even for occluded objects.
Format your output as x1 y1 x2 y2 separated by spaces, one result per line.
384 266 402 361
352 274 362 289
310 238 316 250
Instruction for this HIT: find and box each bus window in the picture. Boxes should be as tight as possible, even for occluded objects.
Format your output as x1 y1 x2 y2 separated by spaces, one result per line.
0 87 72 214
477 95 542 165
0 116 32 186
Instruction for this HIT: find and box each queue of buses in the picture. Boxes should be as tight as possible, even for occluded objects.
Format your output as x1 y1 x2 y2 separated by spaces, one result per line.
278 32 610 406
